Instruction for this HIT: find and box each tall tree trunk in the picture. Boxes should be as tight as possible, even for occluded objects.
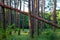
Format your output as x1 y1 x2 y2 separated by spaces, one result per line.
18 14 20 35
8 9 12 26
40 0 45 31
52 0 57 31
5 0 8 26
18 0 21 35
34 0 39 36
14 0 18 33
28 0 34 38
14 0 16 33
7 0 12 34
22 0 25 31
1 0 6 39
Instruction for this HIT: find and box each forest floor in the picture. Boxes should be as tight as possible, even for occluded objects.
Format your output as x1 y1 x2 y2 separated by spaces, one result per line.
1 29 60 40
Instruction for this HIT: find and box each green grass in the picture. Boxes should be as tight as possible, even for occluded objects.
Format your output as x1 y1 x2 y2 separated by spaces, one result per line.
0 29 60 40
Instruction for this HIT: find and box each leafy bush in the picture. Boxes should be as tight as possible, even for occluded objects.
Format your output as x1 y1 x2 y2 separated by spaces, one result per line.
41 29 60 40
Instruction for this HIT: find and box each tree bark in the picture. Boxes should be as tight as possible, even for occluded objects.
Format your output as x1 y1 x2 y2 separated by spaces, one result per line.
52 0 57 31
28 0 34 38
22 0 25 31
7 0 12 34
1 0 6 39
34 0 39 36
18 0 21 35
40 0 45 31
14 0 16 33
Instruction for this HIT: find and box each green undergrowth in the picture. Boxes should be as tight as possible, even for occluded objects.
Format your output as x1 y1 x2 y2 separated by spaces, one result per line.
0 29 60 40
